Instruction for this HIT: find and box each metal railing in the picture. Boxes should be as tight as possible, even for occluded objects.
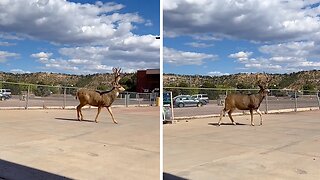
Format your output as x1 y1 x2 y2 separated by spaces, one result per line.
0 81 157 109
163 87 320 120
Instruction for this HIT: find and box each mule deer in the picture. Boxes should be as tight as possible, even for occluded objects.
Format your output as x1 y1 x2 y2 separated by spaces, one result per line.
76 68 125 123
218 74 271 126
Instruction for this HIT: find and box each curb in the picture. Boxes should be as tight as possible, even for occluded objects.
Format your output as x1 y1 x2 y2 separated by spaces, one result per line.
0 104 152 110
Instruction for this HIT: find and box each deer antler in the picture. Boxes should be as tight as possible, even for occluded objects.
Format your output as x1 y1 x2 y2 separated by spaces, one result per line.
256 74 262 88
255 72 272 89
112 67 122 85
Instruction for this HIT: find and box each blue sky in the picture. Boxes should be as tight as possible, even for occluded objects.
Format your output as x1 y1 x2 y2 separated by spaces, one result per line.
163 0 320 76
0 0 159 74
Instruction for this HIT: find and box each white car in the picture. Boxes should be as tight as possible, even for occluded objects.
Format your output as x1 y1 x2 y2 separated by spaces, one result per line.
192 94 209 103
0 89 11 97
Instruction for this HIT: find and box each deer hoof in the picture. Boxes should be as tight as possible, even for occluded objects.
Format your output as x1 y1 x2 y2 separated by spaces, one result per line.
233 122 237 125
251 124 255 126
113 121 118 124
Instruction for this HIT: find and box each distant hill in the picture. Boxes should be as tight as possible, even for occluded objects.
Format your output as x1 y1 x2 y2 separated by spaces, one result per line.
0 72 136 91
164 70 320 91
1 70 319 93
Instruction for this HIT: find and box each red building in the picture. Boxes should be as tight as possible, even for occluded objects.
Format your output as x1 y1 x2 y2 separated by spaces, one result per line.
136 69 160 93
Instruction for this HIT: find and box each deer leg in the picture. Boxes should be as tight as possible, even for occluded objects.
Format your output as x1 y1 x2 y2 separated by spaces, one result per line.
218 109 226 126
94 106 102 123
106 107 118 124
77 104 84 121
250 109 254 126
227 110 236 125
256 109 263 126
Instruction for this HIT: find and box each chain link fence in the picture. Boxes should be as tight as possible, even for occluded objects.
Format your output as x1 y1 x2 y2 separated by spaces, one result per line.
164 87 320 120
0 81 157 109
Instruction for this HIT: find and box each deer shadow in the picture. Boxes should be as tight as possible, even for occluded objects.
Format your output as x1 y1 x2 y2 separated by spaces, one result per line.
208 122 247 126
163 172 188 180
55 117 95 123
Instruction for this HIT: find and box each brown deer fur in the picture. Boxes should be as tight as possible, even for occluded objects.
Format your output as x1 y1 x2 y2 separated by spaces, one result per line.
218 75 270 126
76 68 125 123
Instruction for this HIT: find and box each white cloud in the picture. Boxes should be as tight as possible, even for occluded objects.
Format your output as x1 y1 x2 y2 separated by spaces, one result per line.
164 47 217 65
229 51 253 62
207 71 229 76
56 34 160 73
244 63 281 70
259 41 315 57
0 41 16 46
164 0 320 42
185 42 214 48
31 52 52 62
258 40 320 70
10 69 31 74
230 45 320 72
293 61 320 68
163 0 320 74
0 51 19 62
0 0 159 73
0 0 142 44
191 34 221 41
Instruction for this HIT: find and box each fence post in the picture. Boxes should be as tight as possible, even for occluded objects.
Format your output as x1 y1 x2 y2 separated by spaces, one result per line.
63 87 66 109
317 90 320 109
138 93 141 107
149 93 152 106
170 91 175 121
265 93 269 114
125 92 129 107
25 85 30 109
294 90 298 112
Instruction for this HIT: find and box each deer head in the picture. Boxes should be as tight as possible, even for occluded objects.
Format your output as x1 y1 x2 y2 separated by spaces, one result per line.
112 67 125 92
256 73 271 95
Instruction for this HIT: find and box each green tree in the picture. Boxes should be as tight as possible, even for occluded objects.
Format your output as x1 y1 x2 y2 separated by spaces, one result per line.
119 74 136 92
303 82 316 95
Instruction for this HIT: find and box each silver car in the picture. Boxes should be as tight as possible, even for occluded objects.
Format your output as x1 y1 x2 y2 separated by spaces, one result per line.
173 95 207 108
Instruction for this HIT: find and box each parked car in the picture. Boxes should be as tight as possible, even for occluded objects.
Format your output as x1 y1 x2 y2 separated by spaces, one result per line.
173 95 207 108
289 94 299 98
192 94 209 103
0 89 11 98
0 93 10 101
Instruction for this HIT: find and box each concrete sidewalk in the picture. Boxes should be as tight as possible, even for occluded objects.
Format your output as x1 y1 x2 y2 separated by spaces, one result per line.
164 110 320 180
0 107 160 180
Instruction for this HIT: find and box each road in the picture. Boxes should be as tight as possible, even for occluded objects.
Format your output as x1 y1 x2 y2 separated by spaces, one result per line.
172 96 320 118
0 95 154 109
0 107 160 179
164 110 320 179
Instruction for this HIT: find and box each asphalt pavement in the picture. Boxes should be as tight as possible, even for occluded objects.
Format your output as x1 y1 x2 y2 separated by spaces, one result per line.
0 107 160 180
164 110 320 180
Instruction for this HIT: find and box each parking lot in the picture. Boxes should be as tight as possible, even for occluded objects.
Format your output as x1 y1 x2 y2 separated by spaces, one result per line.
0 107 160 179
164 110 320 179
171 96 320 118
0 95 154 109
